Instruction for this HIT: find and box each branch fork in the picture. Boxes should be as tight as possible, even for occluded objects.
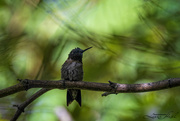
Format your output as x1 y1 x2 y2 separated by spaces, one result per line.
102 80 118 96
17 79 30 91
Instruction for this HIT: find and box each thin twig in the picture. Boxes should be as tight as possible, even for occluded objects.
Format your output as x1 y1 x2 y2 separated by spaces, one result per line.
11 88 51 121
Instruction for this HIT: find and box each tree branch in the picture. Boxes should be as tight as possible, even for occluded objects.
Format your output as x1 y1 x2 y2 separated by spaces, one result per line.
0 78 180 98
11 88 50 121
0 78 179 121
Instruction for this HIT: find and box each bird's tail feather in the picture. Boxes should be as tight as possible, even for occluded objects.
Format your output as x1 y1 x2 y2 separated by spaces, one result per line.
67 89 81 106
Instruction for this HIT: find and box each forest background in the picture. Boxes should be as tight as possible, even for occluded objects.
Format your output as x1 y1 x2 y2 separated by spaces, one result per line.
0 0 180 121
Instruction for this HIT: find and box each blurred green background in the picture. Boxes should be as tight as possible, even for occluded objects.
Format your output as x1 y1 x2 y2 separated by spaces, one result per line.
0 0 180 121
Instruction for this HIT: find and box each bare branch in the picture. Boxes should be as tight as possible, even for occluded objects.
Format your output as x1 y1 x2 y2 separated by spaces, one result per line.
0 78 180 98
0 78 179 121
11 88 51 121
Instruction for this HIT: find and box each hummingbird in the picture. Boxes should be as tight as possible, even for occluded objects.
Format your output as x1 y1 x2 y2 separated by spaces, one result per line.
61 47 92 106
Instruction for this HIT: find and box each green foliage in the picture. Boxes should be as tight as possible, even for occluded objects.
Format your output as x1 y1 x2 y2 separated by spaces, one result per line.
0 0 180 120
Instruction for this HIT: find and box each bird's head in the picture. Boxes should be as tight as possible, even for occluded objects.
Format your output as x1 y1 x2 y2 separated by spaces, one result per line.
68 47 92 62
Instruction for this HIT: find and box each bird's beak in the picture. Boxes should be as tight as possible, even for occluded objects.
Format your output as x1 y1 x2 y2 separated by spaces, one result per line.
82 47 92 53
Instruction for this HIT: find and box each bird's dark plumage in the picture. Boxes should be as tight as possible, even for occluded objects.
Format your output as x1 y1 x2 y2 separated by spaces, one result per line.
61 47 92 106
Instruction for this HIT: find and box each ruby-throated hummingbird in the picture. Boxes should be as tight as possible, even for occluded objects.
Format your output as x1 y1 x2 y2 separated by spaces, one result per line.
61 47 92 106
